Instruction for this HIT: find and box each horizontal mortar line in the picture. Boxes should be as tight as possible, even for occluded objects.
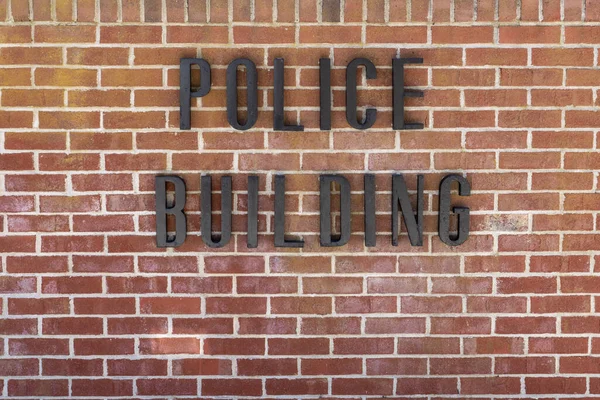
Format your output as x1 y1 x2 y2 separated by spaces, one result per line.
3 105 599 110
17 21 600 26
1 252 589 257
12 21 600 25
6 42 600 48
2 128 598 132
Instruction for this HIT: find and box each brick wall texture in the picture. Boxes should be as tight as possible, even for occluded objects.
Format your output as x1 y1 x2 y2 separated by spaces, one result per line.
1 0 600 397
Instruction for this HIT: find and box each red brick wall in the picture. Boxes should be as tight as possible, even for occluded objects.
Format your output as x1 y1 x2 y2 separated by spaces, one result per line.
1 0 599 397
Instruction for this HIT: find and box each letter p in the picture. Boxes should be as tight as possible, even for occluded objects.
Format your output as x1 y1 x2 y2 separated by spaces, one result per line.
180 58 211 130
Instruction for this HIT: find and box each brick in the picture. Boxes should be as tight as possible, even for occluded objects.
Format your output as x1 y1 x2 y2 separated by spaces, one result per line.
566 110 600 128
467 48 528 66
534 171 593 190
431 317 491 334
0 111 33 128
454 0 473 21
68 47 129 65
467 296 527 313
434 110 495 128
521 0 540 20
43 276 102 294
466 131 527 149
0 26 30 43
499 110 562 128
202 379 261 397
6 174 65 192
367 26 427 43
77 0 95 21
332 378 393 396
533 88 593 107
0 153 34 171
501 68 563 86
464 89 527 107
0 318 37 335
33 0 52 20
367 357 426 375
462 377 520 394
531 255 590 273
140 338 199 354
433 26 493 43
39 111 100 129
9 298 69 315
531 295 590 313
104 111 165 129
8 379 69 397
140 297 201 314
55 0 73 21
42 235 104 253
187 0 207 22
7 255 67 272
72 379 133 397
0 235 35 255
101 26 161 43
267 378 328 395
167 26 228 43
75 297 136 315
0 359 39 376
108 317 168 335
526 377 586 394
39 153 99 171
72 255 133 273
9 338 69 355
74 338 134 355
431 0 450 20
3 88 63 107
206 297 266 314
108 359 167 376
35 25 95 43
36 67 97 87
396 377 458 395
496 317 556 334
234 26 294 44
300 26 362 44
533 48 594 66
269 338 329 355
430 357 491 375
173 318 233 334
334 337 394 354
43 317 103 335
464 336 524 354
11 0 30 21
500 26 560 43
69 89 130 107
401 296 461 313
173 358 232 375
566 0 583 20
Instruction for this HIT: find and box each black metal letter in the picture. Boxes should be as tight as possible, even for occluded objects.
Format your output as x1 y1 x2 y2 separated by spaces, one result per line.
180 58 211 130
439 174 471 246
226 58 258 130
392 58 424 130
320 175 351 247
247 175 259 248
320 58 331 130
346 58 377 130
392 174 423 247
274 175 303 247
155 176 187 247
364 174 376 247
201 175 232 248
274 58 303 131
